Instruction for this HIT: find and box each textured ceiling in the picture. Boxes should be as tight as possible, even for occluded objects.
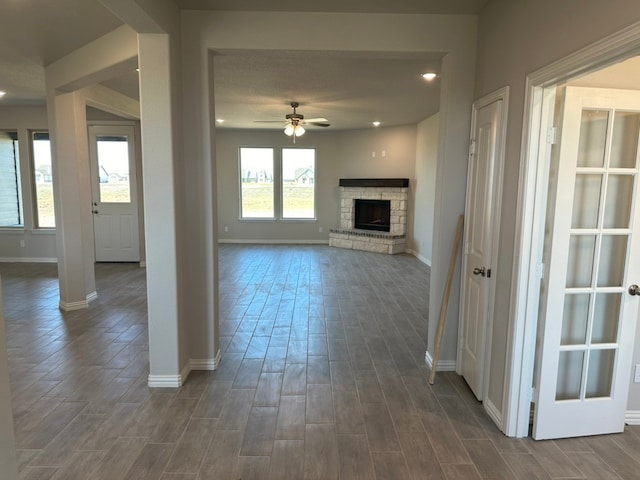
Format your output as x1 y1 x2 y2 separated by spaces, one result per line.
213 51 443 130
0 0 488 129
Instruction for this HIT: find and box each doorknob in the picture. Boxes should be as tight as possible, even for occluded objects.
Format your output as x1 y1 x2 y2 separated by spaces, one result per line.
629 284 640 296
473 267 486 277
92 209 99 214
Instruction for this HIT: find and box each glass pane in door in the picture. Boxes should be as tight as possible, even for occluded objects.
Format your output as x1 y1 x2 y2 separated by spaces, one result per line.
96 135 131 203
610 112 640 168
577 109 608 168
585 349 615 398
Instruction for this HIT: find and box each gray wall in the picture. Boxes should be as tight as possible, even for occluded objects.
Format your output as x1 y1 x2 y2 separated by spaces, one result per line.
215 125 420 247
474 0 640 415
412 114 439 265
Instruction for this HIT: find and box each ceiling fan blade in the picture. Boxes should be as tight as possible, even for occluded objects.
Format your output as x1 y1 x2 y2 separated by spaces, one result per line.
304 118 328 123
308 122 331 127
254 120 286 123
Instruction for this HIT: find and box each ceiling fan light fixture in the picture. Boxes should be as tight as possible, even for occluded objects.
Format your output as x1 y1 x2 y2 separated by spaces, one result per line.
284 124 295 136
294 125 305 136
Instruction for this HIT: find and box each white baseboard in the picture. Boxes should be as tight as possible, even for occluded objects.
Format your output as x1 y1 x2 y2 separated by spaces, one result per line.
191 350 221 371
484 398 503 430
406 249 431 266
218 239 329 245
59 291 98 311
425 350 456 372
148 351 222 388
626 410 640 425
0 257 57 263
148 374 183 388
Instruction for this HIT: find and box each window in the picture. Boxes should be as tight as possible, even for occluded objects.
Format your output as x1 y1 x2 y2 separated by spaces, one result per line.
0 131 22 227
239 147 316 220
240 147 274 218
282 148 315 219
96 135 131 203
32 132 55 228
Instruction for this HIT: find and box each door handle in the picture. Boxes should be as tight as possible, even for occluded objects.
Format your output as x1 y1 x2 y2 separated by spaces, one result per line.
473 267 486 277
92 210 99 214
629 284 640 296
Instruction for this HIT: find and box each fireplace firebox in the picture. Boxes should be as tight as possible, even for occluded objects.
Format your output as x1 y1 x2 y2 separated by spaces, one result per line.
354 199 391 232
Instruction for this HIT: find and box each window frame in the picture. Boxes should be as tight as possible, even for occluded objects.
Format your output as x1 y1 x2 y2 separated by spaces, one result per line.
238 145 317 221
0 130 23 229
30 130 55 229
280 147 316 221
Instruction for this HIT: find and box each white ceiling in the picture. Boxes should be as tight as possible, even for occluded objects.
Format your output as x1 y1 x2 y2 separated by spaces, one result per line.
0 0 490 128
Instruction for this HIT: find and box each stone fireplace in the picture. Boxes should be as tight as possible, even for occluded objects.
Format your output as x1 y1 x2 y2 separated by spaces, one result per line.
329 178 408 254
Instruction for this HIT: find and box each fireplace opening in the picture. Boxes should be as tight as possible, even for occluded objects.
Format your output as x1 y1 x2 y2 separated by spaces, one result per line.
354 199 391 232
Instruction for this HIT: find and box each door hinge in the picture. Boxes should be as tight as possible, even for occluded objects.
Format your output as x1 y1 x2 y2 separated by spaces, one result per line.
546 126 558 145
469 138 476 155
535 262 545 279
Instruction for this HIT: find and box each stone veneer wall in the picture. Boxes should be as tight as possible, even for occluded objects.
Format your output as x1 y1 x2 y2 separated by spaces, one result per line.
329 183 408 254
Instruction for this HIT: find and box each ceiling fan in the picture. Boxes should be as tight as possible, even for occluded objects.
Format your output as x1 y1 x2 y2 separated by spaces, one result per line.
255 102 330 142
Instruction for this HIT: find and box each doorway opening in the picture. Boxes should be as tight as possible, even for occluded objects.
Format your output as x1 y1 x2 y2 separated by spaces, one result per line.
506 26 640 438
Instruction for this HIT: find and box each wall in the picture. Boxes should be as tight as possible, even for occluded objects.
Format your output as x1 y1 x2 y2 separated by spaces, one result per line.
0 106 56 262
215 125 418 246
474 1 640 418
412 113 439 265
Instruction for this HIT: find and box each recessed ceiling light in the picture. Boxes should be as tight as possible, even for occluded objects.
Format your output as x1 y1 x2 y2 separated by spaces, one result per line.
421 72 437 81
372 121 381 127
216 118 224 124
0 91 6 98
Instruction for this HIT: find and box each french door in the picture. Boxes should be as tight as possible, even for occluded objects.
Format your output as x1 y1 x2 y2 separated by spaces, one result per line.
533 86 640 439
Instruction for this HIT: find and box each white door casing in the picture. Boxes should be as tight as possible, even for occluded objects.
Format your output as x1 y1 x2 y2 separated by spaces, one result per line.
89 125 140 262
533 86 640 439
458 88 508 418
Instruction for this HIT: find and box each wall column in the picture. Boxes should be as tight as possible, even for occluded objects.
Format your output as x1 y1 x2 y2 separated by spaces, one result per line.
138 33 183 385
47 91 97 311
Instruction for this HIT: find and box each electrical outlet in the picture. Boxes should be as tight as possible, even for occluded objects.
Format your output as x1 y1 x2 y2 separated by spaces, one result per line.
318 226 323 233
224 226 229 233
635 364 640 383
19 239 25 247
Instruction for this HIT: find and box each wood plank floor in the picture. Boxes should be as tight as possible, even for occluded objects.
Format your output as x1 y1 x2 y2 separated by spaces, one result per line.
2 244 640 479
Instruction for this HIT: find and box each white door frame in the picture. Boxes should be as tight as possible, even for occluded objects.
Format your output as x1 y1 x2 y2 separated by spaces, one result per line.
457 87 509 428
504 22 640 438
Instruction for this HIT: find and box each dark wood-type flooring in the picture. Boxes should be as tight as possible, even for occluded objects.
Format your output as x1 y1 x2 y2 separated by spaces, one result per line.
2 244 640 479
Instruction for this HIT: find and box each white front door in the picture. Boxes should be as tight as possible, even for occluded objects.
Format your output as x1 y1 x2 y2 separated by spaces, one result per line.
459 95 505 401
533 86 640 439
89 125 140 262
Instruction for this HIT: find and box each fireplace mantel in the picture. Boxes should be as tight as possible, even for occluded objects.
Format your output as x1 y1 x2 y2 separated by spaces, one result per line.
339 178 409 188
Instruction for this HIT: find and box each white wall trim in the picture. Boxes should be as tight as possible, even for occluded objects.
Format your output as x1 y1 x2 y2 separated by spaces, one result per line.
406 248 431 267
484 398 503 430
0 257 57 263
218 239 329 245
191 350 221 371
59 291 98 311
148 374 183 388
626 411 640 425
425 350 456 372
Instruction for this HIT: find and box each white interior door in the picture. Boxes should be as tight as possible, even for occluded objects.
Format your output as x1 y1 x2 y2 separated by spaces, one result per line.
89 125 140 262
459 97 504 400
533 86 640 439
